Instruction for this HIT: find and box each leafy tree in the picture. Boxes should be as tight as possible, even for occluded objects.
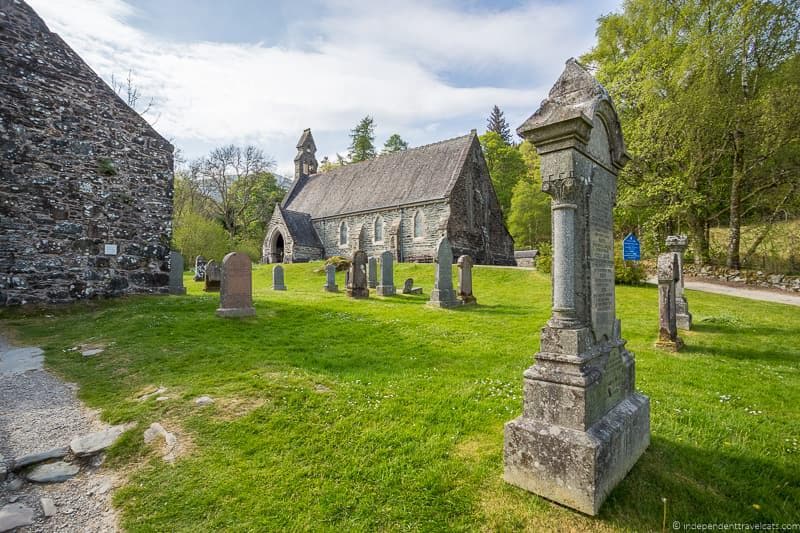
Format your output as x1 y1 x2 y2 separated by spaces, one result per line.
507 141 551 248
486 105 513 144
348 116 377 162
382 133 409 154
173 211 231 265
231 171 285 240
479 131 526 219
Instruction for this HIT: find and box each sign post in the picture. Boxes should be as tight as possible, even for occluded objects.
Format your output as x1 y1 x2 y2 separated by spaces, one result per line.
622 233 641 261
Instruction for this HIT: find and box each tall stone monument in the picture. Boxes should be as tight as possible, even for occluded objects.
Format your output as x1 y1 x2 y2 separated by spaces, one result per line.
204 260 221 292
457 255 476 305
656 252 683 351
169 251 186 295
428 237 460 308
216 252 255 318
323 264 338 292
368 257 378 289
665 235 692 330
504 59 650 516
376 251 396 296
194 255 207 282
346 251 369 299
272 265 287 291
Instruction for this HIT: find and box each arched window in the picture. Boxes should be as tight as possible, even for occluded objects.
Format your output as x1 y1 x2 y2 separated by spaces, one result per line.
413 210 424 238
374 215 384 243
339 221 348 245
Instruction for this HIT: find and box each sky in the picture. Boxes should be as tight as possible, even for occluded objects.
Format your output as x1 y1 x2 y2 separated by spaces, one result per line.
28 0 622 178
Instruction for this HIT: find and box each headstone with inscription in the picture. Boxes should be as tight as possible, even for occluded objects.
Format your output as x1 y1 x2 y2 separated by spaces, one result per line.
169 251 186 295
216 252 255 318
204 260 221 292
457 255 476 305
402 278 422 295
272 265 287 291
367 257 378 289
194 255 207 282
666 235 692 330
656 252 683 351
323 264 338 292
504 59 650 516
346 251 369 299
376 251 396 296
428 237 460 308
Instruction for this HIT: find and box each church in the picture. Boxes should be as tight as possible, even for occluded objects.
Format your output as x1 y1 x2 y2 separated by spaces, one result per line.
263 129 515 265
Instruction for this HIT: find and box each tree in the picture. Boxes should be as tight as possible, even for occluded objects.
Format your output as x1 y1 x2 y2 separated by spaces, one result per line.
507 141 551 248
348 116 377 162
486 105 513 144
382 133 409 153
111 69 155 118
479 131 527 219
231 171 285 240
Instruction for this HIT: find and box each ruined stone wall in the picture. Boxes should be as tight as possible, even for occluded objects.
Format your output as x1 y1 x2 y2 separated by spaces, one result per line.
0 1 174 305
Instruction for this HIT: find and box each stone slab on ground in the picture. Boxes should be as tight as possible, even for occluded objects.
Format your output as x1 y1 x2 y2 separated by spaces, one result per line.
70 425 129 457
0 347 44 375
25 461 80 483
0 502 35 532
41 497 56 517
12 446 69 470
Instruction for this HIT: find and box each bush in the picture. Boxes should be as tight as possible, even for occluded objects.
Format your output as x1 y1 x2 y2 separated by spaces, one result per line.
325 256 351 272
232 237 264 264
534 242 552 274
614 246 647 285
173 212 231 266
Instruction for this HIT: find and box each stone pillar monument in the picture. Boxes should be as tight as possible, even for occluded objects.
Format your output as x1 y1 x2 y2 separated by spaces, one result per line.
323 264 338 292
503 59 650 516
666 235 692 330
368 257 378 289
656 252 684 351
272 265 287 291
216 252 255 318
346 251 369 299
428 237 460 308
169 251 186 295
457 255 476 305
376 251 396 296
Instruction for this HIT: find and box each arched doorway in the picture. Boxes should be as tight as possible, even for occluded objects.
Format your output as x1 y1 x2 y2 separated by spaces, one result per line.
275 234 285 263
266 230 285 263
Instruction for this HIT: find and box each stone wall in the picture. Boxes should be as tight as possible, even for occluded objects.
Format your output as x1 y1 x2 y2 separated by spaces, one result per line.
0 1 174 305
644 261 800 293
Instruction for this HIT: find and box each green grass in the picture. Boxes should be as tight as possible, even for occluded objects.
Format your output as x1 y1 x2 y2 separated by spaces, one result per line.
1 263 799 531
709 218 800 273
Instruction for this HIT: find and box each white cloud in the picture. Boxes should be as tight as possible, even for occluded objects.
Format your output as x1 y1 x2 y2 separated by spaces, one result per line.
26 0 615 171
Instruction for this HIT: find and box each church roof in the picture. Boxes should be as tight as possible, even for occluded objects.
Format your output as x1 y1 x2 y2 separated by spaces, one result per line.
280 207 323 249
283 133 475 219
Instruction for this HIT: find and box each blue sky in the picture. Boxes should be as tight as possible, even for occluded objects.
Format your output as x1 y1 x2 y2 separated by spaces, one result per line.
29 0 622 177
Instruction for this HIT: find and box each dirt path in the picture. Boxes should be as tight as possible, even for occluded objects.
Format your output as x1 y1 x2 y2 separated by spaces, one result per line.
647 278 800 307
0 335 119 532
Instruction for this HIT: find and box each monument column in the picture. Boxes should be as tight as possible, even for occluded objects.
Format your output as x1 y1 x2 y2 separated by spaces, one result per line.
547 180 580 328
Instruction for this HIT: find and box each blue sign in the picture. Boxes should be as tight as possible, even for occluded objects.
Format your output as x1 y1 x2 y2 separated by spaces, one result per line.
622 233 641 261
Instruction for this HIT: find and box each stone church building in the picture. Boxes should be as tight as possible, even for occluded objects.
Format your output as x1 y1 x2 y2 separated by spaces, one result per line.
263 129 515 265
0 1 175 305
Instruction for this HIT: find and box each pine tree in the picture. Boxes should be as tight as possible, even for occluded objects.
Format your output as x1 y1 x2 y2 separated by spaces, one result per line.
382 133 409 154
348 116 377 163
486 105 512 145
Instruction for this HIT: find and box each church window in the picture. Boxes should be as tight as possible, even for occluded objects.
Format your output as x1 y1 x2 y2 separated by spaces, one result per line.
413 210 424 238
374 215 384 243
339 221 348 245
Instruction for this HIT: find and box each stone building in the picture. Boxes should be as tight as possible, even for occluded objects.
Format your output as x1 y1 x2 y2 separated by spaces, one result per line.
263 129 515 265
0 0 174 305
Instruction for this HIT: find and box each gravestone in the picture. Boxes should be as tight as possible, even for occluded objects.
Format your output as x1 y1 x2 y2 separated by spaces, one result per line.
169 251 186 295
656 252 683 351
346 251 369 299
194 255 207 281
368 257 378 289
402 278 422 295
204 260 221 292
428 237 460 308
666 235 692 330
376 251 396 296
457 255 476 305
323 264 338 292
504 59 650 516
272 265 287 291
216 252 255 318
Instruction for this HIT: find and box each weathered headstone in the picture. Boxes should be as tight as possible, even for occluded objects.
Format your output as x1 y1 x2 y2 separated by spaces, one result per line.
376 251 396 296
216 252 255 317
666 235 692 330
368 256 378 289
346 251 369 299
194 255 207 282
204 260 221 292
402 278 422 295
504 59 650 516
169 251 186 295
656 252 683 351
457 255 476 305
428 237 460 308
323 264 338 292
272 265 287 291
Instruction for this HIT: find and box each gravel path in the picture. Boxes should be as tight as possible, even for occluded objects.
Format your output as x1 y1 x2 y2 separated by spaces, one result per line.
647 277 800 307
0 335 119 532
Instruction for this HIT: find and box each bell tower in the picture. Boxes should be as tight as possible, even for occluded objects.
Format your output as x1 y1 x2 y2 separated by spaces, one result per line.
294 129 318 180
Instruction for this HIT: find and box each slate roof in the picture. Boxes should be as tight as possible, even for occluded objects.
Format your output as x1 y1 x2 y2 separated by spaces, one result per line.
283 133 475 219
280 207 323 248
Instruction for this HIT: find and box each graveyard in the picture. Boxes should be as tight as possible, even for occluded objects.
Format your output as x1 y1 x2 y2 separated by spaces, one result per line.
1 262 798 531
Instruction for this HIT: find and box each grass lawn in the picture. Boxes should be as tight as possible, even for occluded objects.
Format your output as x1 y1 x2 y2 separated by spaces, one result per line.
1 262 799 531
